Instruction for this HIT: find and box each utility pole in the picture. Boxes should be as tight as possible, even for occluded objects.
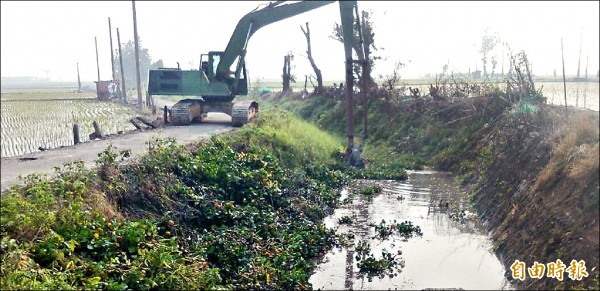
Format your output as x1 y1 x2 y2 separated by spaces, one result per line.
501 43 505 76
117 28 127 104
95 36 101 82
76 62 82 92
108 17 116 81
584 56 588 108
132 0 143 111
585 56 588 79
561 38 568 121
576 29 582 79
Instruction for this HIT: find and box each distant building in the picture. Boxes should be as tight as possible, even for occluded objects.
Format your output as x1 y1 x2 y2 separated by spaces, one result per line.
95 80 118 100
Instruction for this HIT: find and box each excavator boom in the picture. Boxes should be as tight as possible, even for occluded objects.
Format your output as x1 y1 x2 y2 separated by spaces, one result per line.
216 0 336 81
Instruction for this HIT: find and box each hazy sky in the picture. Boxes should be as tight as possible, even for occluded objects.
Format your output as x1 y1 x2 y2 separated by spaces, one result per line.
1 1 599 82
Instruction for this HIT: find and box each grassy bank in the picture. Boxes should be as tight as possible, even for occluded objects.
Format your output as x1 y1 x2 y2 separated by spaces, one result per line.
1 109 350 289
268 76 599 289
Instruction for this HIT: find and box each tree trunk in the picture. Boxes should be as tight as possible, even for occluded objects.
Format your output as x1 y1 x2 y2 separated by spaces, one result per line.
130 118 143 130
301 22 323 93
73 124 80 145
92 121 104 138
303 75 308 92
163 106 169 124
282 55 291 93
136 116 158 128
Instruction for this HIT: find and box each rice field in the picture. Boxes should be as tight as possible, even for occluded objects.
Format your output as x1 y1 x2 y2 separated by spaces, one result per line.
1 90 137 158
394 80 599 111
538 81 599 111
256 80 599 111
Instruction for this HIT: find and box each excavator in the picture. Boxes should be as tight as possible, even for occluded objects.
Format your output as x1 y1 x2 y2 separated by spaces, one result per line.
147 0 358 128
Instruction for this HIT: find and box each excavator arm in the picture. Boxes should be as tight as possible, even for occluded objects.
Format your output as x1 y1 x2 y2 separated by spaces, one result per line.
216 0 357 85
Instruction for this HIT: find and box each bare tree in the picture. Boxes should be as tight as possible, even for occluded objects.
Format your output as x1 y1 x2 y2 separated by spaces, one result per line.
281 52 295 93
479 29 499 77
491 56 498 76
330 9 379 88
380 61 405 90
300 22 323 94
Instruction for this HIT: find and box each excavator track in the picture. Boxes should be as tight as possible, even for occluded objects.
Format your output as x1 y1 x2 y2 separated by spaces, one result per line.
231 100 259 127
171 99 203 126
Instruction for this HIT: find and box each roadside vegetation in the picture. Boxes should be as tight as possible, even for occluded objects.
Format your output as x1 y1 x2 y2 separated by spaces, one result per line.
1 109 351 289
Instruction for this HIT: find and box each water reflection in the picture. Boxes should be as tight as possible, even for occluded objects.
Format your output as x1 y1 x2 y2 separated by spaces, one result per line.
310 171 512 290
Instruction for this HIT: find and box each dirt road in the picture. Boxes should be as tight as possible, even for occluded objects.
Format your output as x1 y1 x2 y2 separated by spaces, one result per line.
1 113 234 191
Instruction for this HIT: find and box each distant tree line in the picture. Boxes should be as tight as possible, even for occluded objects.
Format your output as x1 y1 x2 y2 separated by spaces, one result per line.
113 38 163 89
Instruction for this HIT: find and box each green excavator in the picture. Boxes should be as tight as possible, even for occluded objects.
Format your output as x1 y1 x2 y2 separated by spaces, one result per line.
147 0 358 127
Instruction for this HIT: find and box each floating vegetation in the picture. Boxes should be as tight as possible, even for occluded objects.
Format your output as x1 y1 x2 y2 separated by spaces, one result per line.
354 240 371 257
361 185 382 196
351 219 422 278
449 209 477 223
337 215 353 225
356 247 405 278
371 219 423 240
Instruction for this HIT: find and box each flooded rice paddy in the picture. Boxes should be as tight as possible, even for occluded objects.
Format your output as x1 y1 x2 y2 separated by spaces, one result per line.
540 81 599 111
404 81 599 111
1 91 137 158
310 171 512 290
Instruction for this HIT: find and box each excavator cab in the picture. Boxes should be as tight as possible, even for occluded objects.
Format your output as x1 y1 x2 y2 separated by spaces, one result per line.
148 51 246 98
200 59 209 76
200 52 219 81
204 51 248 95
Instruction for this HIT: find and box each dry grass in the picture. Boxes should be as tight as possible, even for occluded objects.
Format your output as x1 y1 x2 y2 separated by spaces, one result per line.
83 190 124 222
468 105 599 290
534 110 599 192
568 143 599 180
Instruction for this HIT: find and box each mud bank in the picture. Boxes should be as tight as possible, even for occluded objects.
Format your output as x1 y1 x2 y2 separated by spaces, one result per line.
465 107 599 290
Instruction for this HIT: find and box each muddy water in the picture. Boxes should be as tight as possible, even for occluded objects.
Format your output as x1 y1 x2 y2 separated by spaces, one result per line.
310 171 512 290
